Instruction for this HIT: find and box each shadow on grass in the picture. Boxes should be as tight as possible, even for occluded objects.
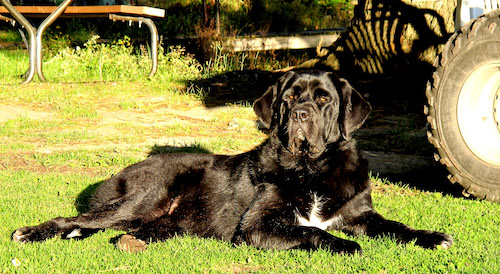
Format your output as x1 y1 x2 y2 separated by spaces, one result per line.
75 181 104 214
190 70 284 108
368 156 466 198
148 144 211 157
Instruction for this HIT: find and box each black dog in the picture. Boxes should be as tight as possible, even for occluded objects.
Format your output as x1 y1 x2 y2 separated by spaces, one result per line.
12 71 453 254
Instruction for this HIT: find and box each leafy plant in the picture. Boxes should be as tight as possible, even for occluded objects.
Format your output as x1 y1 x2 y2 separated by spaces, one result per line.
0 29 21 43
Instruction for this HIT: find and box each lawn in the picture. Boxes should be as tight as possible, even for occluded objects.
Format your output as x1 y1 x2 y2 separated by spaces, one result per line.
0 45 499 273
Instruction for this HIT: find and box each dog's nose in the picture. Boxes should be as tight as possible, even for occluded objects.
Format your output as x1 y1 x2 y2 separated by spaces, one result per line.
292 109 309 122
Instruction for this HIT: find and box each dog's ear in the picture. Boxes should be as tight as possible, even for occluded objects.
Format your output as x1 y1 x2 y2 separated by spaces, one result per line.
253 71 295 129
253 85 276 129
338 77 371 139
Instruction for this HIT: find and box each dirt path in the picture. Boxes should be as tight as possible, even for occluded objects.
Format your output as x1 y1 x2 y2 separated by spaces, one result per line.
0 104 54 122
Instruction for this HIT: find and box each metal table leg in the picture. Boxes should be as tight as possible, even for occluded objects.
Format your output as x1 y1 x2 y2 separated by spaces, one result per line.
109 14 159 78
1 0 73 83
0 0 37 84
35 0 74 82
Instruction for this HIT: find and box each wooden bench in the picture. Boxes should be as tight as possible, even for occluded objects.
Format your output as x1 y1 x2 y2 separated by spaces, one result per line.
0 0 165 83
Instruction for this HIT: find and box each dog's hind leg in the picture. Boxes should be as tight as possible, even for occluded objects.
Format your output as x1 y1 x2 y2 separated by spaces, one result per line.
130 217 183 242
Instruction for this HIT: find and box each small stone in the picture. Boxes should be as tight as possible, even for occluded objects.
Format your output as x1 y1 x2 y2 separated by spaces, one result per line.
117 234 147 253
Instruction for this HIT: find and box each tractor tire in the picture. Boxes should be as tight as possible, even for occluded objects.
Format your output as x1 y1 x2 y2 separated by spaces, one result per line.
425 10 500 202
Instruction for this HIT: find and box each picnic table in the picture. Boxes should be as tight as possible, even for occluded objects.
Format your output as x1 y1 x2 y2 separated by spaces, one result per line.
0 0 165 83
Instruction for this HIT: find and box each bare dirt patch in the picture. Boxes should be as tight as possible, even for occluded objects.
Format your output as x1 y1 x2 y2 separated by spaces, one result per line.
0 104 54 122
0 152 103 176
97 106 223 127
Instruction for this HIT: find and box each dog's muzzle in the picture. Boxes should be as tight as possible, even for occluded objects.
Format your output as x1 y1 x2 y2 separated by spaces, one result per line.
288 107 325 158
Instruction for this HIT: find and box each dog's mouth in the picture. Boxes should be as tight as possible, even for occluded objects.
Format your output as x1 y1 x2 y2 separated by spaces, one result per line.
288 128 324 158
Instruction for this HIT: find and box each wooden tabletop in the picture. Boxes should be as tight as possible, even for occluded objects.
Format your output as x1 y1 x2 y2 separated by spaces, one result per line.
0 5 165 18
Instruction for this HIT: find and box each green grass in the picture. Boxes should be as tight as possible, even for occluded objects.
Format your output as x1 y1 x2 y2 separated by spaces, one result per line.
0 40 499 273
2 172 498 273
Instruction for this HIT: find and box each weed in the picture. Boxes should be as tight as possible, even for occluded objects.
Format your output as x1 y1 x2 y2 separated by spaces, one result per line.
45 35 146 82
195 21 221 61
157 45 203 83
186 83 209 102
0 28 21 42
203 43 237 75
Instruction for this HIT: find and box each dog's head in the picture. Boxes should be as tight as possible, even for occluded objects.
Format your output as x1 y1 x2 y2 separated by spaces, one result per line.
254 71 371 158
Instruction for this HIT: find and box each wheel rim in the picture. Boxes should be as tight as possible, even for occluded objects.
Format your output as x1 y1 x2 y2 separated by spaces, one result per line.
458 61 500 166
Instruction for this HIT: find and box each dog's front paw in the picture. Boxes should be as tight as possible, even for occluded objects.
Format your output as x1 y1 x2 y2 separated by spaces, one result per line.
12 226 47 243
326 238 363 255
12 221 61 243
414 230 454 249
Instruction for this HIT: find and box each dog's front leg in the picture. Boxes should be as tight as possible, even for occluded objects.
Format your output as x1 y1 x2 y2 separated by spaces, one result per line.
232 184 362 255
346 211 453 249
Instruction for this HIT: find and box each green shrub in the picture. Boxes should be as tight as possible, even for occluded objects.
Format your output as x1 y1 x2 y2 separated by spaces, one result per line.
157 45 203 83
0 29 21 43
43 35 202 83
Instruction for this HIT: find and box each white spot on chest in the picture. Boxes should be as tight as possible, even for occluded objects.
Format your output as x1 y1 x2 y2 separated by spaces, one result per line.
296 194 343 231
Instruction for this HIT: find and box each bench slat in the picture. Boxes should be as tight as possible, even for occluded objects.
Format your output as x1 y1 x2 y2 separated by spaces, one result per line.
0 5 165 18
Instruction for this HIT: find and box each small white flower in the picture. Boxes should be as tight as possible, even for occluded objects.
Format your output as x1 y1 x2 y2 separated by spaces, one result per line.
11 258 21 266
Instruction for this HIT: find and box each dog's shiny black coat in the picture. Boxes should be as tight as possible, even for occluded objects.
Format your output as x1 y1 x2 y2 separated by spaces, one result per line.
12 71 453 254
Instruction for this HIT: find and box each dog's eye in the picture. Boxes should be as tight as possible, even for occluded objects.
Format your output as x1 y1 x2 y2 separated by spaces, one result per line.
318 96 329 103
315 89 330 103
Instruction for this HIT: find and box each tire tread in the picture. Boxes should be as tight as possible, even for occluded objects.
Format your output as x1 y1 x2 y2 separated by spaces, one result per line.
425 10 500 202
